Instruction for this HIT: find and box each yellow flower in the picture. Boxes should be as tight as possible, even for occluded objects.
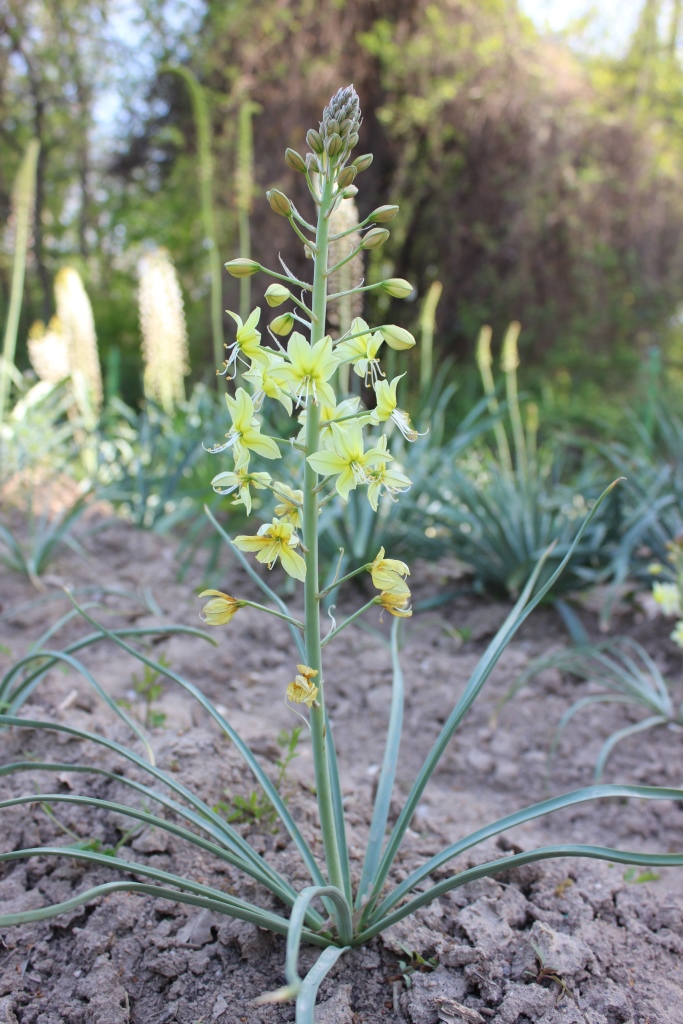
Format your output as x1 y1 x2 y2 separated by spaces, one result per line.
307 422 390 501
371 375 420 442
210 469 271 516
199 590 245 625
671 621 683 649
273 483 304 529
286 665 319 707
207 388 281 471
375 590 412 618
243 351 293 415
220 308 269 376
297 396 364 447
335 317 384 384
653 582 681 617
270 332 339 406
366 436 412 511
369 547 410 594
234 518 307 581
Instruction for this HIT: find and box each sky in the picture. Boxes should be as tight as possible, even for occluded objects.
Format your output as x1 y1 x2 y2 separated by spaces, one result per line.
519 0 642 54
94 0 646 137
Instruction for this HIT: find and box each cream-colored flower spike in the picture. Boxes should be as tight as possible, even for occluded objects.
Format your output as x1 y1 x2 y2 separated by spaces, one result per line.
27 317 70 385
54 267 103 410
138 249 189 414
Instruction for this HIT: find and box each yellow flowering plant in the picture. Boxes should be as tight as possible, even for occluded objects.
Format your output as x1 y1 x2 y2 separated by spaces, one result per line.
3 87 683 1024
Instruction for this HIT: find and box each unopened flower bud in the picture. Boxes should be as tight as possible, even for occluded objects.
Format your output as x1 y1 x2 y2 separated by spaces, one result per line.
337 165 357 189
369 205 399 223
267 189 292 217
380 325 416 351
307 128 324 153
265 283 291 307
347 133 359 149
353 154 373 172
225 258 260 278
285 148 307 173
361 227 390 250
327 119 340 136
381 278 414 299
341 185 358 198
270 312 295 336
325 134 343 158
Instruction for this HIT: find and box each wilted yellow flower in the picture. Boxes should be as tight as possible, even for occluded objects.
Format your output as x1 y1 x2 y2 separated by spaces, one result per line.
234 518 306 581
199 590 246 625
273 483 304 528
286 665 319 707
369 547 410 594
653 582 681 617
375 590 412 618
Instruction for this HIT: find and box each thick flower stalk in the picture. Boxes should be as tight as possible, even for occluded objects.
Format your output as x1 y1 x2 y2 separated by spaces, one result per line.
213 84 418 922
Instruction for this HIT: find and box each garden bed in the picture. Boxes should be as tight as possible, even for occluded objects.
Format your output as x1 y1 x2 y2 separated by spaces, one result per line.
1 517 682 1024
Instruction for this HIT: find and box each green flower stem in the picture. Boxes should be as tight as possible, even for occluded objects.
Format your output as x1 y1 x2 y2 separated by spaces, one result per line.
242 601 304 629
324 245 363 278
327 282 385 300
304 173 346 899
321 599 377 648
261 266 312 292
336 323 391 343
288 216 317 252
318 564 370 599
288 293 317 321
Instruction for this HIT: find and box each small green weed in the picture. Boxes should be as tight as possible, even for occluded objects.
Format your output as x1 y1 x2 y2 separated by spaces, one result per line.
524 941 572 1003
119 653 170 729
389 944 438 988
215 726 302 828
623 868 660 884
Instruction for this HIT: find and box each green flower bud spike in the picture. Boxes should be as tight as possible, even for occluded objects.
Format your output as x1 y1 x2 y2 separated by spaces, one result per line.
265 283 291 307
225 258 260 278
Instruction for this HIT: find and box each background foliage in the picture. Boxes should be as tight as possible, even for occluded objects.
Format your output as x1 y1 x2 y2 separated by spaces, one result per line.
4 0 683 407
